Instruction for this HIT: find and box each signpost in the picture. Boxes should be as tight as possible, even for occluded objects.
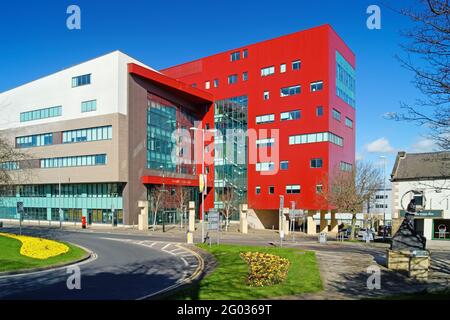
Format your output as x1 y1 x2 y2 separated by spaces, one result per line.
17 201 24 235
207 208 221 246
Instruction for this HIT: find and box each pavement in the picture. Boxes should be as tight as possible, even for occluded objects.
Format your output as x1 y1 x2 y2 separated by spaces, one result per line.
0 225 202 300
1 221 449 300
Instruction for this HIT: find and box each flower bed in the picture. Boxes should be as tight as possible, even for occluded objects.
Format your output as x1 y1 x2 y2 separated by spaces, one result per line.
240 251 290 287
0 233 69 260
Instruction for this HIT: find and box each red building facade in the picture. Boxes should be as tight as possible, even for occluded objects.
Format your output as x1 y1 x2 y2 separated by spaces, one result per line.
162 25 355 227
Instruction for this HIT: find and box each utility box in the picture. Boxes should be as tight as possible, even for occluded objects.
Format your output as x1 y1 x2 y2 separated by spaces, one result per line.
319 232 327 244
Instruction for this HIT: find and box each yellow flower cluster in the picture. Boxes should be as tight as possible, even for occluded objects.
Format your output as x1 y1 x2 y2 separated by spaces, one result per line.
240 251 290 287
0 233 69 260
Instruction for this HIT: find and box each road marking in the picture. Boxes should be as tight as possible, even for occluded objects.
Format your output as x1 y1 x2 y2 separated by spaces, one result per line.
161 243 172 251
180 257 189 267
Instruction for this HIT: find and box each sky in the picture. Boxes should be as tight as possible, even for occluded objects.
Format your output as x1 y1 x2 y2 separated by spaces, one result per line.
0 0 438 180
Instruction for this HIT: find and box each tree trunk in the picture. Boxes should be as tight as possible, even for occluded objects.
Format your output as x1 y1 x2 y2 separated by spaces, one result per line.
350 212 357 241
226 214 229 232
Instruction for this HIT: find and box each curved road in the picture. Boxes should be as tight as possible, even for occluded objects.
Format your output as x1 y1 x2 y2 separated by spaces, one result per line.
0 227 192 300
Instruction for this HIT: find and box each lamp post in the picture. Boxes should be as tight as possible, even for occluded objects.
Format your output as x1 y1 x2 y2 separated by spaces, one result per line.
380 155 387 238
190 126 216 244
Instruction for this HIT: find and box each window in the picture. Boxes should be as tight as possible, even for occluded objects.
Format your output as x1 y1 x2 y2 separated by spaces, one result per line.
16 133 53 148
256 138 275 147
316 106 324 117
256 114 275 124
72 74 91 87
414 193 424 206
243 49 248 59
230 51 240 61
280 161 289 170
336 51 356 107
242 72 248 81
228 74 238 84
280 85 301 97
191 83 197 88
261 66 275 77
286 185 301 194
345 117 353 128
340 161 353 172
62 126 112 144
269 186 275 194
292 60 301 70
263 91 270 100
81 100 97 113
310 81 324 92
316 185 323 194
281 110 301 121
20 106 62 122
213 79 219 88
280 63 286 73
310 158 323 168
40 154 107 168
256 162 275 172
205 81 210 89
256 186 261 194
289 132 343 147
332 109 341 121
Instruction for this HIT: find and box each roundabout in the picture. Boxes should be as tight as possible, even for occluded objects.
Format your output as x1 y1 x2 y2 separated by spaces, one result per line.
0 226 203 300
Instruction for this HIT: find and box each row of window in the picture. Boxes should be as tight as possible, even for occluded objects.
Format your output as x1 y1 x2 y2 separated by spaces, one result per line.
340 161 353 172
20 106 62 122
0 183 124 198
15 126 112 149
256 107 324 124
40 154 107 169
62 126 112 144
72 74 91 87
289 132 344 147
256 184 325 195
255 158 324 172
16 133 53 148
230 49 248 62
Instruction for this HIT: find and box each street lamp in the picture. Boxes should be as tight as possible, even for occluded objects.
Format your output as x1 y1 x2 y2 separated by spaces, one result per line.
190 126 216 243
380 155 387 238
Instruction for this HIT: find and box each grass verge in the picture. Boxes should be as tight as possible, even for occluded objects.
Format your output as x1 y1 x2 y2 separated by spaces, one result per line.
170 244 323 300
0 234 87 273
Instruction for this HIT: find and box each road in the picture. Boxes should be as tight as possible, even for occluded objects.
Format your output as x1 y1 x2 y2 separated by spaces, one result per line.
0 226 194 300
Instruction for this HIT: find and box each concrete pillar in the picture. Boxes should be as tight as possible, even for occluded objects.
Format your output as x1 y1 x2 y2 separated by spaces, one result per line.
319 210 328 233
307 211 316 235
284 217 290 236
239 204 248 234
330 210 339 233
137 201 148 231
187 201 195 244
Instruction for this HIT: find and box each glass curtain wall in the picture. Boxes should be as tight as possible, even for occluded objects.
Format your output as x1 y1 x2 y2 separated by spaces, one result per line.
147 93 197 174
214 95 248 219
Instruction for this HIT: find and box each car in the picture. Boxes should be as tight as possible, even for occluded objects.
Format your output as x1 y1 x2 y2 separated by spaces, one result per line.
378 225 392 237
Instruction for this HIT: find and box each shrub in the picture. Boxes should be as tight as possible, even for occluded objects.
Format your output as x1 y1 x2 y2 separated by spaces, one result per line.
240 251 290 287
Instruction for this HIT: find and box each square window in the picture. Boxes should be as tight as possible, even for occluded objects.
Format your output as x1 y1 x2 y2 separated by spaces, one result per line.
292 60 301 70
256 186 261 194
316 106 324 116
269 186 275 194
205 81 210 89
242 72 248 81
280 64 286 73
280 161 289 170
214 79 219 88
263 91 270 100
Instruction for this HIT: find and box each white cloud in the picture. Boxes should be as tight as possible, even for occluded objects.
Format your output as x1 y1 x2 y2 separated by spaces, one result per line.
365 138 395 153
410 137 437 153
355 152 365 161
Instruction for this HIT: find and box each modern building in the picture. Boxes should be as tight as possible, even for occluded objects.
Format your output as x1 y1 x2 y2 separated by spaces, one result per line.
0 24 356 231
163 24 356 230
0 51 214 225
391 151 450 243
362 187 392 224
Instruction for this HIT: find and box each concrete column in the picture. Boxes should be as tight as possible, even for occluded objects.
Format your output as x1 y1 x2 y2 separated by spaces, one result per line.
137 201 148 231
307 211 316 235
239 204 248 234
187 201 195 244
330 210 339 233
284 217 290 236
319 210 328 233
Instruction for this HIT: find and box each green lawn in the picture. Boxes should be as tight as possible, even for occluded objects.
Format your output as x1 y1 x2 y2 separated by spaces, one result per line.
171 244 323 300
0 235 88 273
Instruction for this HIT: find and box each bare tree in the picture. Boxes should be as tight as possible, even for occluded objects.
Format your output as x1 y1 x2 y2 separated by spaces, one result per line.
324 162 383 240
149 186 167 231
174 185 190 226
0 136 30 187
220 189 235 232
386 0 450 150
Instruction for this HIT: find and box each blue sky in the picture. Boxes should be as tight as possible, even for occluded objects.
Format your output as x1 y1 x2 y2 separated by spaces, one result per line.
0 0 436 178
